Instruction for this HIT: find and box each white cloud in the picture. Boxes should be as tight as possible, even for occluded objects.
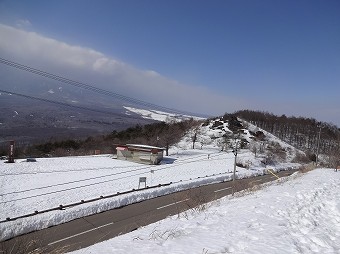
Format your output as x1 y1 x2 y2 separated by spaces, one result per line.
0 24 243 116
15 19 32 28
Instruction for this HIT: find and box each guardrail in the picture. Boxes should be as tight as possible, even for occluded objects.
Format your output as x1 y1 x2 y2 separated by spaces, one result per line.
0 182 172 223
0 171 231 223
0 166 300 223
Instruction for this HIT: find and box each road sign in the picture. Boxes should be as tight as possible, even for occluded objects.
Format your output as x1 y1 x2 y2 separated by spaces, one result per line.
138 177 147 189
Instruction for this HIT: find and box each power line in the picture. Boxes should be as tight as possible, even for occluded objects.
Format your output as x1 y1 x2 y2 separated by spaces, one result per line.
0 164 152 196
0 89 151 122
0 171 147 204
0 57 200 117
0 164 139 177
1 152 229 200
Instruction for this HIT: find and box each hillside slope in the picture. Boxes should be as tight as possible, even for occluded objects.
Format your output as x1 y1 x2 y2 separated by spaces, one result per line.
174 114 305 168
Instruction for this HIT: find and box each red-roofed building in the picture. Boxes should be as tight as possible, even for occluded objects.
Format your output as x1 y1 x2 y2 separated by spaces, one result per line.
115 144 164 165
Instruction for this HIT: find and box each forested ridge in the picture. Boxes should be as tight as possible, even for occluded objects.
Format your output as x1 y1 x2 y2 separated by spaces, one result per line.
234 110 340 155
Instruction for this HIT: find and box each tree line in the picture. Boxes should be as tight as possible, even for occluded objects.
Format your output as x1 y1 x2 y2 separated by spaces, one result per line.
2 118 200 158
234 109 340 157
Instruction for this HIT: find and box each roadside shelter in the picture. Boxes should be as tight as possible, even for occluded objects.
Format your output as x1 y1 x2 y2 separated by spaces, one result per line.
116 144 164 165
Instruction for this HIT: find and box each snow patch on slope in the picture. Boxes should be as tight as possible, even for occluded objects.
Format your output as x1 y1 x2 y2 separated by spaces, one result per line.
124 106 205 122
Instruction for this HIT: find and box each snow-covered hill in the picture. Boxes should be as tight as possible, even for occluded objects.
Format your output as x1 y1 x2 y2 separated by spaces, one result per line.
176 115 304 168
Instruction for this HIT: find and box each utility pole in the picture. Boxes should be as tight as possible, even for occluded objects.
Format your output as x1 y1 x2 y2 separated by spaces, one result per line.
316 126 322 166
231 137 239 196
8 140 15 163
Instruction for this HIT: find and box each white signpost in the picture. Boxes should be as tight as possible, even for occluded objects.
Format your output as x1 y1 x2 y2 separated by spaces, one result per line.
138 177 147 189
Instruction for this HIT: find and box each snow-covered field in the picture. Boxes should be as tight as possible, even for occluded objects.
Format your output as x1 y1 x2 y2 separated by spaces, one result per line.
70 168 340 254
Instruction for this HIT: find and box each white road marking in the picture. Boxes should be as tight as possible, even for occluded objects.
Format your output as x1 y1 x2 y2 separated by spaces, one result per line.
253 179 262 183
214 187 232 193
157 199 190 210
48 221 115 246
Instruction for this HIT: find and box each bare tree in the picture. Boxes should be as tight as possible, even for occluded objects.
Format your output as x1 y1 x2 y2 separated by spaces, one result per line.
159 122 183 156
250 141 258 158
327 146 340 170
191 125 202 149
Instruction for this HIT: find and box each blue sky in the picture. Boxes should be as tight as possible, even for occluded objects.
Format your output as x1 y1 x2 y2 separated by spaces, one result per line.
0 0 339 125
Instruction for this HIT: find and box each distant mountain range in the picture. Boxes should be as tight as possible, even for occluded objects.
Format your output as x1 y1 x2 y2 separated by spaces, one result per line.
0 82 204 144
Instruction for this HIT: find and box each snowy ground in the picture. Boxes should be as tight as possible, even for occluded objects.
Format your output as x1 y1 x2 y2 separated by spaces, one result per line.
0 147 299 241
70 168 340 254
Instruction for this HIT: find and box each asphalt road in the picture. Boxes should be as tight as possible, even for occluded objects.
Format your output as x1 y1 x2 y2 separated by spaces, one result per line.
0 169 298 253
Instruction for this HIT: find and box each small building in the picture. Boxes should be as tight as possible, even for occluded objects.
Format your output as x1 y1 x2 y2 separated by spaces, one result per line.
116 144 164 165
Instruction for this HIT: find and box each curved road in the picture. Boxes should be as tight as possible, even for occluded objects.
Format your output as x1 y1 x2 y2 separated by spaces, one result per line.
0 169 298 253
